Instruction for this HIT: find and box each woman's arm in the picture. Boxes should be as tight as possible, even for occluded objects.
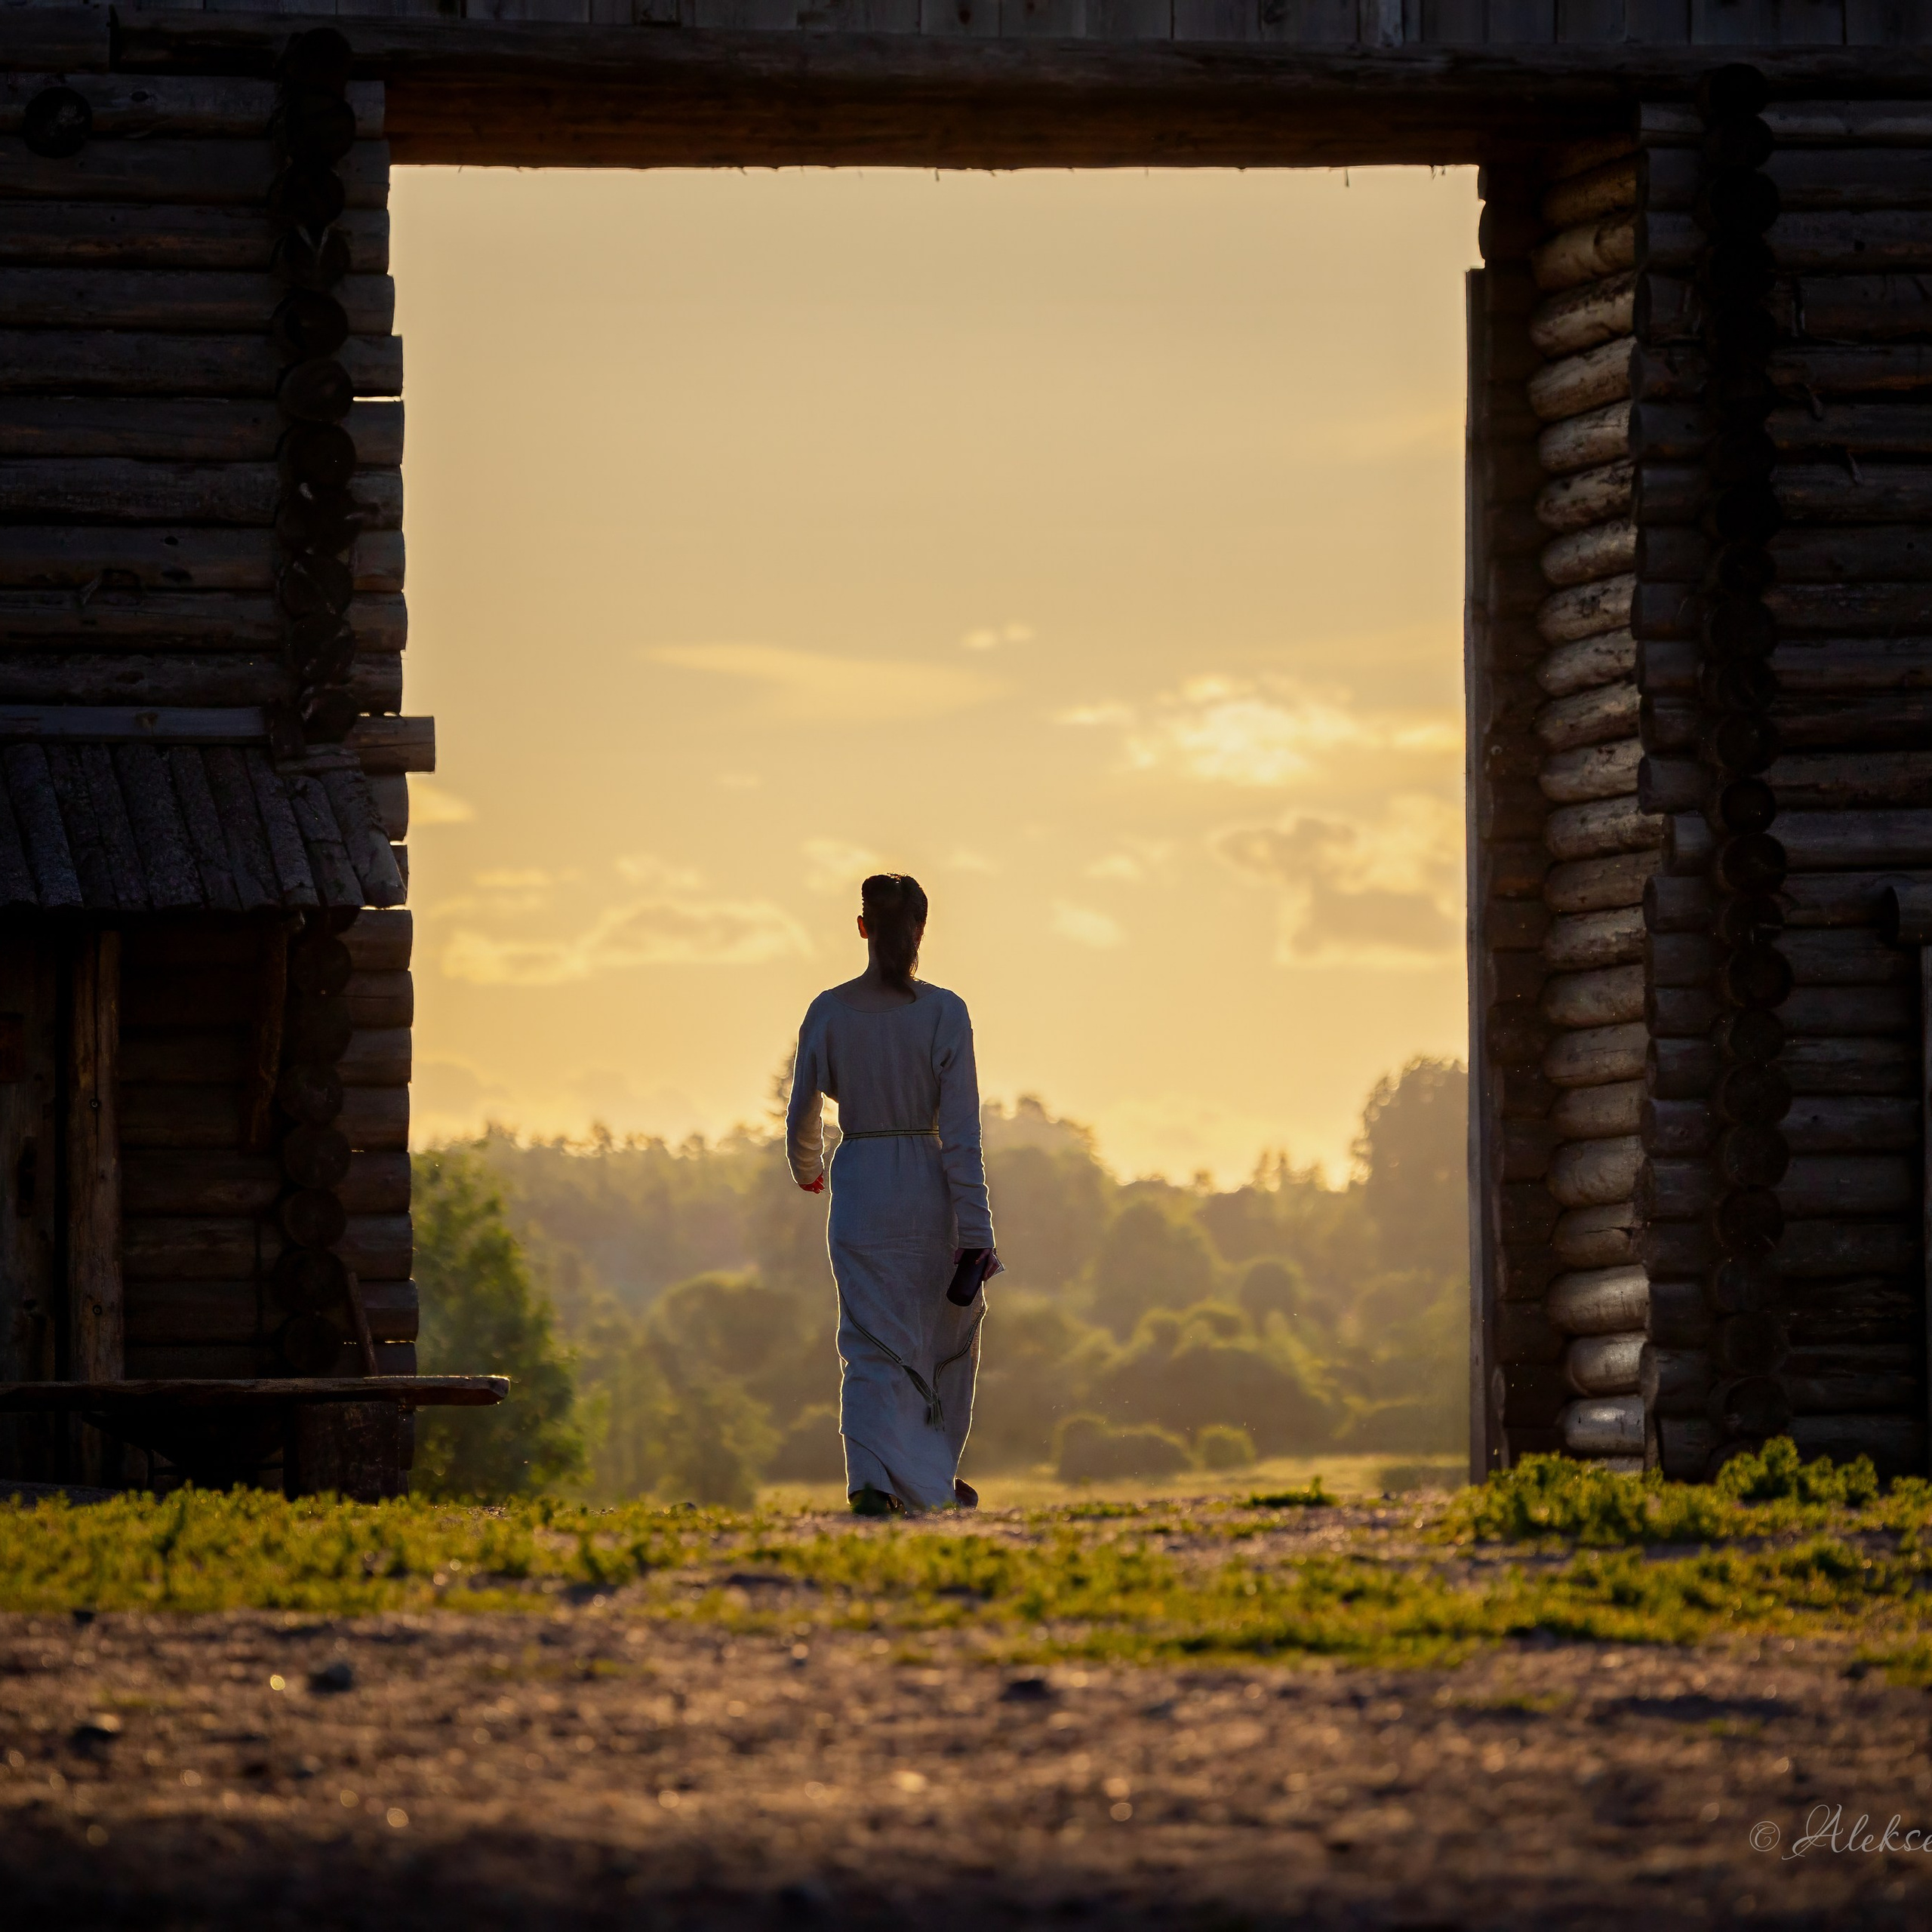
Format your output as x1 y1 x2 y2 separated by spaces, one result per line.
785 1015 827 1192
934 996 996 1248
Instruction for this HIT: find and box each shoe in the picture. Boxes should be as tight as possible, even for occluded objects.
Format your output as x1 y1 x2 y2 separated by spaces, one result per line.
954 1479 979 1510
850 1486 900 1518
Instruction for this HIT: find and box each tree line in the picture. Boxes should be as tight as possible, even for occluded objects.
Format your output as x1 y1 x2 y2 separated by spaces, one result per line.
412 1057 1470 1502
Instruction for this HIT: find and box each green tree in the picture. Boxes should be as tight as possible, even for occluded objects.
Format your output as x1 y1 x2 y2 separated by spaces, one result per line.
1088 1197 1217 1337
1355 1057 1469 1274
411 1147 586 1499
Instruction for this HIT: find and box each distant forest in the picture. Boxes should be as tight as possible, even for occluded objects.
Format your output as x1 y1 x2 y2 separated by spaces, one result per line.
411 1059 1470 1503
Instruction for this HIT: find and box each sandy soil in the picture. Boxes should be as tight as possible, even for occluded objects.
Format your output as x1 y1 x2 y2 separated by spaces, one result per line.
4 1512 1931 1930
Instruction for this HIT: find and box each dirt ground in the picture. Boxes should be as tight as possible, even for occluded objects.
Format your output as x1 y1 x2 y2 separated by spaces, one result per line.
4 1508 1932 1931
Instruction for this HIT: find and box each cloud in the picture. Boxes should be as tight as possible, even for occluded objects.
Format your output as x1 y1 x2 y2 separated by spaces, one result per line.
961 621 1034 652
1084 838 1174 884
1060 675 1458 789
801 838 885 894
474 868 551 890
441 858 813 986
1051 901 1124 949
645 643 1004 722
1216 795 1463 967
408 779 474 826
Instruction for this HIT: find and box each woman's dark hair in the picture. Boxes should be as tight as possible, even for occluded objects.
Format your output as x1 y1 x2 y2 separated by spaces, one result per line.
861 873 928 993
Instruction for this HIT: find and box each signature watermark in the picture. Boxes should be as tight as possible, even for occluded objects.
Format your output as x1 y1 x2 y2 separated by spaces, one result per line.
1752 1807 1932 1857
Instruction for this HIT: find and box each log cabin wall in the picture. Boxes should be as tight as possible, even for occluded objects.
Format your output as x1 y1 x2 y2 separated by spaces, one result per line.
1633 78 1930 1481
1477 72 1932 1482
1525 134 1654 1474
0 33 426 1487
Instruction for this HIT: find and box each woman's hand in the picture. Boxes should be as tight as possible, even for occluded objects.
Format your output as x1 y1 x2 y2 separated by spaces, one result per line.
799 1174 826 1194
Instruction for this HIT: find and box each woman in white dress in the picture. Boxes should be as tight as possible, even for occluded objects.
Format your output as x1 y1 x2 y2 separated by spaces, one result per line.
786 874 1000 1514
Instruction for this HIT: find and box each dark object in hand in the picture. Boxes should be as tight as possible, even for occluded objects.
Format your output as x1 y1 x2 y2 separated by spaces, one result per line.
948 1249 990 1307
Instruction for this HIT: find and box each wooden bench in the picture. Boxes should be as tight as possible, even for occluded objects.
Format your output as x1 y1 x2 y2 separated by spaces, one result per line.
0 1377 508 1500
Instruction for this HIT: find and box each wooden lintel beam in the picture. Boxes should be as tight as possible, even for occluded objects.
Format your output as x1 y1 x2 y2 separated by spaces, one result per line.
100 15 1932 171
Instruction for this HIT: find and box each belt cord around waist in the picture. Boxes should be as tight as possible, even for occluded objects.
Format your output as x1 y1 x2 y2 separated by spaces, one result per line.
839 1127 940 1140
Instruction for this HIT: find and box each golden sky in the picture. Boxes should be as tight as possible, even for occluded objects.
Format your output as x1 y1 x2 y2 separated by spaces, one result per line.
392 163 1481 1184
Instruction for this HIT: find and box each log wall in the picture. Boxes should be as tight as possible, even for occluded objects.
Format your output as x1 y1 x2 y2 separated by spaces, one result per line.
1474 69 1932 1481
0 36 425 1485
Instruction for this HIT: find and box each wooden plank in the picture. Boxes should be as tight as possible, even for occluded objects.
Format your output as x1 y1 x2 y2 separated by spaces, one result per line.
284 770 367 908
318 761 408 906
0 269 395 334
124 1280 417 1347
1845 2 1932 41
78 745 152 911
0 205 389 275
345 909 412 972
123 1149 411 1217
122 1214 413 1281
1485 0 1556 42
165 747 245 914
0 593 404 654
338 1026 411 1085
68 931 122 1479
42 744 117 909
349 715 435 775
0 744 78 909
0 333 402 400
0 399 404 465
0 934 59 1479
0 138 389 209
113 743 205 912
0 528 405 595
243 750 320 906
0 767 36 909
1690 0 1778 40
0 462 403 531
0 1375 505 1410
340 1084 408 1150
202 747 283 910
1556 0 1627 39
0 708 265 745
244 921 287 1155
0 75 383 140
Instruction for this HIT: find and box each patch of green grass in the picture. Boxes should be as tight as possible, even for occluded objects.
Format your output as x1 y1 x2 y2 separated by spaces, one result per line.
6 1465 1930 1672
1441 1441 1924 1548
1245 1478 1332 1509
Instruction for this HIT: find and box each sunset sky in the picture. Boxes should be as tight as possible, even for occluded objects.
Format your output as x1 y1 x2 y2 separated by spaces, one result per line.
390 163 1482 1184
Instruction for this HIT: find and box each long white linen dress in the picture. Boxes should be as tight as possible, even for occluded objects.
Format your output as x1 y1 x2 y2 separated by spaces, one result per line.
785 983 997 1510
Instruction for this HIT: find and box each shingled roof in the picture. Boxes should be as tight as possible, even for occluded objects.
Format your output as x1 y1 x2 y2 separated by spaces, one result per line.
0 709 404 913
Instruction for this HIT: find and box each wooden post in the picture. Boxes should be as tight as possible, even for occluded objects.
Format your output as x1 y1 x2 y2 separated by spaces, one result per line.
1881 884 1932 1478
1466 264 1499 1484
67 929 121 1483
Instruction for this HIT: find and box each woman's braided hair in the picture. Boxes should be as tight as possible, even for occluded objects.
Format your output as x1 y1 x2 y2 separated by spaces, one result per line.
860 873 928 994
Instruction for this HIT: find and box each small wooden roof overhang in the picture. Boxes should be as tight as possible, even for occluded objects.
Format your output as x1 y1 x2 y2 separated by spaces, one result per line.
0 707 405 915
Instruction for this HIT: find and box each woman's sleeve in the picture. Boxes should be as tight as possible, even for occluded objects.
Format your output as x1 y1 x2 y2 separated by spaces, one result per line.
785 1011 827 1187
934 996 996 1247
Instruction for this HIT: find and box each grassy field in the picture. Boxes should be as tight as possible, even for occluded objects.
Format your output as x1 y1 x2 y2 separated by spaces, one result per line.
5 1444 1928 1678
758 1451 1464 1515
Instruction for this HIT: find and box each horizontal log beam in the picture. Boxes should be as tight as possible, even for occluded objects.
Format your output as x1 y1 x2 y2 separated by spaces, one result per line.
0 205 387 276
0 461 401 529
0 72 382 136
0 528 404 595
125 1278 416 1349
0 592 405 654
0 399 403 466
0 137 388 210
109 20 1932 173
0 332 401 399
